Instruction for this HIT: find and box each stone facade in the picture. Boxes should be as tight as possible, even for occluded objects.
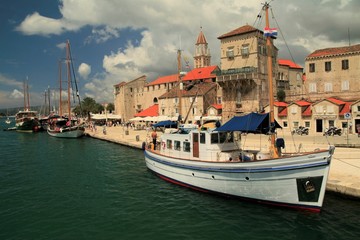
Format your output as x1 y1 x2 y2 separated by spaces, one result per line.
304 44 360 101
158 82 217 123
277 60 304 101
113 75 147 122
216 25 278 122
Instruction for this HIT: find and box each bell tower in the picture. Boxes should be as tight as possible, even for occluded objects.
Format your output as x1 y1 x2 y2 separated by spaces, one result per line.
194 27 211 68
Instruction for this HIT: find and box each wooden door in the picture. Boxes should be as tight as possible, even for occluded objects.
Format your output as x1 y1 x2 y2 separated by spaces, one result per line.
192 133 199 158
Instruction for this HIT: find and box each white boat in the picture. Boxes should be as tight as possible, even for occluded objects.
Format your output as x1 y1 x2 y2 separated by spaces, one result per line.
15 79 41 132
5 117 11 124
144 3 335 212
15 110 40 132
47 116 85 138
47 40 85 138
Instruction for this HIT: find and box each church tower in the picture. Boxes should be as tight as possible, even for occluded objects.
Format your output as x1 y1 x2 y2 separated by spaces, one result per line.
194 27 211 68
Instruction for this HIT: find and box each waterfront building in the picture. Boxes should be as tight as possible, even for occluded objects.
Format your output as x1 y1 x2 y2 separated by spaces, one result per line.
304 44 360 101
113 75 147 122
277 59 304 101
216 24 278 121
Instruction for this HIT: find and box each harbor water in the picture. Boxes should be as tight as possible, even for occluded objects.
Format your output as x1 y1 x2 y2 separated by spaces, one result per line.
1 118 359 240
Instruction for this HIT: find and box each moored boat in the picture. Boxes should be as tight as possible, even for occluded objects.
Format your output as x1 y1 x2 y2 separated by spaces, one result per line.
47 40 85 138
144 2 335 212
15 110 41 132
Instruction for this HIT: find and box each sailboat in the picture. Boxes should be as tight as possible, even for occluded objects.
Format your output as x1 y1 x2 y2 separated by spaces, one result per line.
15 78 41 132
5 109 11 124
143 2 335 212
47 40 85 138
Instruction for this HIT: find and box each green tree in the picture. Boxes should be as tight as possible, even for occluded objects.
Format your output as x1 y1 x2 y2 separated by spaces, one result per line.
73 97 104 116
106 103 115 113
277 89 286 102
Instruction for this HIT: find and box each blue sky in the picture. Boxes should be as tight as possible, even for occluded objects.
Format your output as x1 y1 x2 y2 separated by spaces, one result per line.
0 0 359 109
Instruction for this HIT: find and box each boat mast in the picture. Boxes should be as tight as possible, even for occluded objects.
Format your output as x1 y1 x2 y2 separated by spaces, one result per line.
23 80 26 111
177 49 182 123
264 2 278 158
66 40 72 121
59 60 62 116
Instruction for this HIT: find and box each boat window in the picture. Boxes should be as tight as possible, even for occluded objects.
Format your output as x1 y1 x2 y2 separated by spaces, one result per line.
183 142 190 152
219 132 227 143
200 132 206 144
174 140 181 151
211 133 219 144
166 139 172 149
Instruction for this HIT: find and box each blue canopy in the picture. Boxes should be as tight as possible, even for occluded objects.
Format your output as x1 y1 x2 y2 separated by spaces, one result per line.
152 120 177 128
215 112 281 134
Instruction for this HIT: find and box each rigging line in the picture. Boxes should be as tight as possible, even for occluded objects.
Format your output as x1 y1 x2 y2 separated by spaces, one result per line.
333 157 360 169
68 42 83 116
270 7 297 67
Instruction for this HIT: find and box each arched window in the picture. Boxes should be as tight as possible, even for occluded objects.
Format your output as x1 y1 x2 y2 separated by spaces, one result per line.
153 97 158 104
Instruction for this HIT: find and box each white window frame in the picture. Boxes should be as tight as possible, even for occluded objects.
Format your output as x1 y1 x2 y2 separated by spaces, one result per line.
341 80 349 91
324 82 333 92
309 83 317 93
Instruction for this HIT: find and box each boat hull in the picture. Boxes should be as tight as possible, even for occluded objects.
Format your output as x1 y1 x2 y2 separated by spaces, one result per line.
144 148 333 212
15 119 40 132
47 126 85 138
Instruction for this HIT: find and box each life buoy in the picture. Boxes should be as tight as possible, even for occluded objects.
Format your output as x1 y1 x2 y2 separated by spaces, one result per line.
162 142 166 150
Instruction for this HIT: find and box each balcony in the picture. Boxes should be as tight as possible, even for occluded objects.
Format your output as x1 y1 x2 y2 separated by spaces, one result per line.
215 67 258 83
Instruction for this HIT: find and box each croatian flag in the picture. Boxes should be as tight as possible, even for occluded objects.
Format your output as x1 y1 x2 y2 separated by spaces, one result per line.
264 27 278 38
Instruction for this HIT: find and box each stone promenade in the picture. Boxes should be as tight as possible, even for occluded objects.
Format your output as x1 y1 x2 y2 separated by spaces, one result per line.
85 125 360 199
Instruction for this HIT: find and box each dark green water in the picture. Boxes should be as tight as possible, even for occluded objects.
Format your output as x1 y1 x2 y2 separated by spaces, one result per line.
1 118 360 240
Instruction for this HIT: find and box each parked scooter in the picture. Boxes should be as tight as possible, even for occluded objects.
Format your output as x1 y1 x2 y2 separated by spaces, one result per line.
323 126 342 136
291 126 309 135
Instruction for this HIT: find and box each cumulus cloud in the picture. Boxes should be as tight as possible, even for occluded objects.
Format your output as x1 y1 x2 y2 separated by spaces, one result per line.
78 63 91 79
14 0 360 104
0 74 23 88
10 89 23 99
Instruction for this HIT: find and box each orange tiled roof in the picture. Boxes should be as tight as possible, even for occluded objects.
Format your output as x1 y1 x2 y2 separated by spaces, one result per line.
218 24 259 39
327 97 346 105
340 102 352 116
274 101 288 107
211 104 222 110
294 100 312 106
182 65 218 81
307 44 360 59
134 104 158 117
278 59 303 69
326 98 353 116
302 106 312 116
278 108 287 117
146 74 179 86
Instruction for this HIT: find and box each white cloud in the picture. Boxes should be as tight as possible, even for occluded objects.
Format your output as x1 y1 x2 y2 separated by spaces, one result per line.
78 63 91 79
0 74 23 88
10 89 23 99
14 0 360 104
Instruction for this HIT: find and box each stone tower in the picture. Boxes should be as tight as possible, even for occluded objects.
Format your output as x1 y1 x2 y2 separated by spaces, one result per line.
194 27 211 68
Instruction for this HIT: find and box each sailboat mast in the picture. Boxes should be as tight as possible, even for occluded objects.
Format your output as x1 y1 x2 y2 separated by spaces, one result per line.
59 60 62 116
66 40 72 120
264 2 278 158
23 80 26 111
177 49 182 122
